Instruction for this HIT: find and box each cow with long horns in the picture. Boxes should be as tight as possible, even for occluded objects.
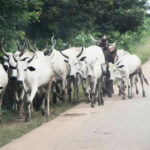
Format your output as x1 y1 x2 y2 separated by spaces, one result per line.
60 45 105 107
13 53 54 122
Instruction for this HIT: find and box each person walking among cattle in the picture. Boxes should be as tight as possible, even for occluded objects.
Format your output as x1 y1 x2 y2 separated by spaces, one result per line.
90 34 114 97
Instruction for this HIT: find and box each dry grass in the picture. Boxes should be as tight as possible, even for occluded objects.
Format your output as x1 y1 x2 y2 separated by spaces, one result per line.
132 37 150 64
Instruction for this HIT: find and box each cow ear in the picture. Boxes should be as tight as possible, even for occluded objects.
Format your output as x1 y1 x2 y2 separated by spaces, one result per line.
64 60 68 63
21 57 29 61
0 87 3 90
3 65 8 72
80 56 86 61
44 50 50 56
28 66 36 71
117 65 124 68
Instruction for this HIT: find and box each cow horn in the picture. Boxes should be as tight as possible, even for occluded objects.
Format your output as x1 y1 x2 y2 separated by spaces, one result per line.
21 41 25 50
51 36 56 50
24 37 28 48
26 38 35 52
34 41 38 51
16 41 21 51
60 50 69 59
16 41 25 57
13 54 18 63
0 38 9 57
77 46 84 58
89 34 99 43
27 54 35 63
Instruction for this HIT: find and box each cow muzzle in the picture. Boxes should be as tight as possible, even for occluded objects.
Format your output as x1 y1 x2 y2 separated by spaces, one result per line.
69 75 74 78
17 80 23 85
10 77 17 81
87 75 92 78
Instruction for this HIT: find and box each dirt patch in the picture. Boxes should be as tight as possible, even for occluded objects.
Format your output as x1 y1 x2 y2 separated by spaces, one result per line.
62 113 86 117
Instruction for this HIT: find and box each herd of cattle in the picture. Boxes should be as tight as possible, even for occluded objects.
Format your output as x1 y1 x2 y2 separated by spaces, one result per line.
0 35 148 122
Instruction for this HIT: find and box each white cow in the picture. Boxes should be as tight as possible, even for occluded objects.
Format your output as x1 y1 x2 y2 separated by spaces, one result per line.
0 64 8 112
60 45 105 107
109 53 148 98
43 37 83 103
115 54 148 98
15 52 54 122
1 40 34 117
109 61 129 99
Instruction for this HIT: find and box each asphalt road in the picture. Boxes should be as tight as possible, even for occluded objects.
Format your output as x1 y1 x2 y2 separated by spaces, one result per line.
1 60 150 150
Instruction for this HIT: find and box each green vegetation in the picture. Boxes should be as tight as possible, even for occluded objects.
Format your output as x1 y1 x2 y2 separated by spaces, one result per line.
0 0 147 49
0 85 85 147
0 0 150 148
0 101 81 147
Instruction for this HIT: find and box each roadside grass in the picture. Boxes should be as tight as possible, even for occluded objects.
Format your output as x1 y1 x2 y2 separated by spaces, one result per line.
131 37 150 64
0 34 150 148
0 86 85 148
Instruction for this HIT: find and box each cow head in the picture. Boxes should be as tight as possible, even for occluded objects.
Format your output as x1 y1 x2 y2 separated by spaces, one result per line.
16 55 35 84
108 62 125 80
60 46 86 78
0 39 25 80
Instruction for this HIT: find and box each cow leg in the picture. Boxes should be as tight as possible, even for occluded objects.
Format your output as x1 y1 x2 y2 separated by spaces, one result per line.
52 82 60 104
0 92 4 113
111 80 114 94
81 78 86 97
102 76 106 97
82 79 90 103
25 88 37 122
95 83 99 105
131 76 135 98
135 75 139 95
46 80 52 116
17 90 25 118
128 76 134 99
60 79 67 102
91 80 97 108
40 89 46 116
117 80 122 96
106 69 112 97
52 82 57 104
67 78 72 103
97 81 101 106
121 80 127 100
73 78 79 103
138 72 146 97
118 85 122 96
106 79 112 97
99 79 104 105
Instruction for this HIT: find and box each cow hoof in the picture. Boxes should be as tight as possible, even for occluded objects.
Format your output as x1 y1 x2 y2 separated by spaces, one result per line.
91 103 95 108
41 109 45 116
68 100 72 103
136 90 139 95
143 91 146 97
101 102 104 106
25 114 30 122
86 100 90 104
46 113 49 117
128 96 132 99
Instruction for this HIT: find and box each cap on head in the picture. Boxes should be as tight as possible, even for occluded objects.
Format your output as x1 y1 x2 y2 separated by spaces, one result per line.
101 35 107 42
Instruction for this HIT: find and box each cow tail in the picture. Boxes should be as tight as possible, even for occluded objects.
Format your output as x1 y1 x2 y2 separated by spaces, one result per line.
142 73 149 85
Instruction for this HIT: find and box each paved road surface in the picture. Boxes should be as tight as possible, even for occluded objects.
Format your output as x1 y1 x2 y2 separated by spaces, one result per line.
1 61 150 150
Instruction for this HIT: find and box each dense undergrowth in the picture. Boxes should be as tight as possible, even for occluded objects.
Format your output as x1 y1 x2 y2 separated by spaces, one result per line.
0 17 150 148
